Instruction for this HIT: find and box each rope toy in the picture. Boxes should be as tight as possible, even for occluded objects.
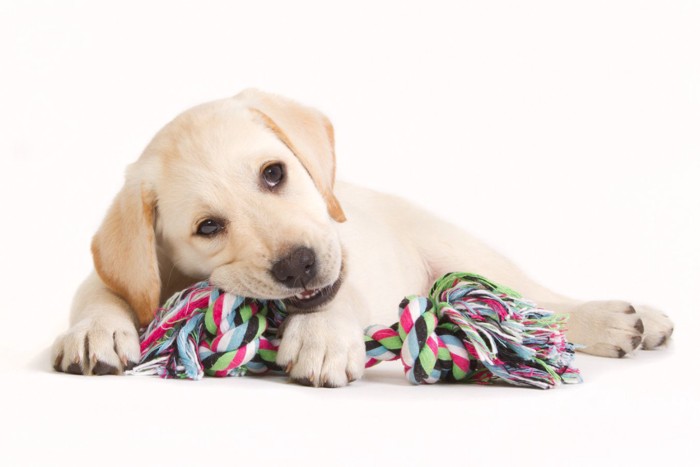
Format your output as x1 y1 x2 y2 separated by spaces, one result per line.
129 272 582 389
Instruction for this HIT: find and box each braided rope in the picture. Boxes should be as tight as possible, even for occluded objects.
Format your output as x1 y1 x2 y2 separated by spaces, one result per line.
130 272 582 389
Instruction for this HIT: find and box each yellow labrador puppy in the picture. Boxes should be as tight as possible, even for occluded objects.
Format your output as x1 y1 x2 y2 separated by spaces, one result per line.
52 90 674 386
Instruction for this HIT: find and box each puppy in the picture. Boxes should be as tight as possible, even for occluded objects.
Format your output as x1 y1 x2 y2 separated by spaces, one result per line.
52 89 674 386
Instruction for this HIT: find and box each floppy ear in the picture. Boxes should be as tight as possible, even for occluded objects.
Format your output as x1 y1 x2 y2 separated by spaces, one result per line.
91 174 160 327
236 88 346 222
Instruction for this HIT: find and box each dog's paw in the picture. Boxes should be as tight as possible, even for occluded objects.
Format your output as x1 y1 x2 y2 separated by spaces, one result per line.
634 304 674 350
52 315 140 375
276 311 365 387
566 300 644 358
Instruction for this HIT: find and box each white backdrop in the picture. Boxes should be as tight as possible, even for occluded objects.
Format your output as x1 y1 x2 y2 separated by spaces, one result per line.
1 1 698 466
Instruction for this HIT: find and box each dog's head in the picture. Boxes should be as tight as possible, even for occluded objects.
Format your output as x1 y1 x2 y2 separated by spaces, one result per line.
91 89 346 326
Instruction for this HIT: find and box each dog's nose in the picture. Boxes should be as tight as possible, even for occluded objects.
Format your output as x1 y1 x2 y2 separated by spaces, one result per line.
271 246 317 288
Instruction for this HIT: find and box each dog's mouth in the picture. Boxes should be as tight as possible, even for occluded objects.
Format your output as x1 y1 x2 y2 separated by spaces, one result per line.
283 276 343 312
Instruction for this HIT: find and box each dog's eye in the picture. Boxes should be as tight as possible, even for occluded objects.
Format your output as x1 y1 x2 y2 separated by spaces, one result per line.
196 219 225 236
261 162 284 189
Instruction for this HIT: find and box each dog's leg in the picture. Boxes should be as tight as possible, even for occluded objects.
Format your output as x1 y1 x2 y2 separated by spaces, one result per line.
407 213 673 357
275 288 366 387
52 272 141 375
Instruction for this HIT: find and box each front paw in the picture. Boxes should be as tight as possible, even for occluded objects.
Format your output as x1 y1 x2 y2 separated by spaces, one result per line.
52 316 140 375
567 300 645 358
276 312 365 387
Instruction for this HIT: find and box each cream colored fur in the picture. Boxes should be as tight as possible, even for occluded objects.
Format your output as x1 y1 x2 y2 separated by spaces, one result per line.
52 90 674 385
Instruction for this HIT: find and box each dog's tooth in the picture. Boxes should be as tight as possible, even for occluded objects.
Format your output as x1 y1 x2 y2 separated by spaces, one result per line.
292 288 322 301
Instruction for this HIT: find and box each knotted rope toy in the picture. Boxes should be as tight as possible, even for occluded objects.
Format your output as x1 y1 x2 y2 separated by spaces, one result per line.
129 272 582 389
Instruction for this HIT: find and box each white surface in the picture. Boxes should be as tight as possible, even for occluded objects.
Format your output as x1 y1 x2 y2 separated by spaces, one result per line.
1 1 698 466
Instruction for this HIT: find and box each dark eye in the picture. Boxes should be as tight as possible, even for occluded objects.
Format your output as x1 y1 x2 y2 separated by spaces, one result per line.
262 162 284 189
196 218 225 236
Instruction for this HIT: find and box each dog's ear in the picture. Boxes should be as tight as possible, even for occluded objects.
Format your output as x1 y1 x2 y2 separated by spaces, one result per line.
236 88 346 222
91 171 160 327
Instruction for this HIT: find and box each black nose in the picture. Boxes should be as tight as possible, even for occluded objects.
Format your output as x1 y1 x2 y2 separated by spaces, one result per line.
271 246 317 288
